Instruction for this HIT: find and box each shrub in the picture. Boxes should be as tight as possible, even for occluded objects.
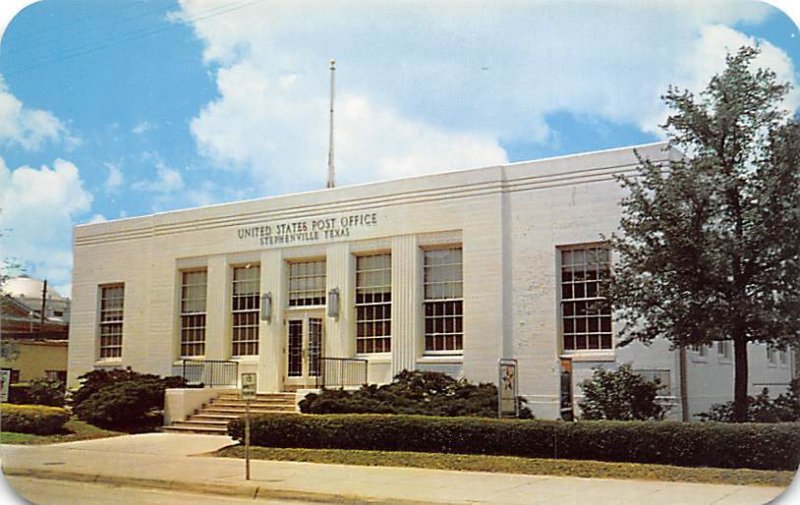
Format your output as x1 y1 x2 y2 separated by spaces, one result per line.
299 370 533 418
7 383 32 404
27 377 66 407
0 404 70 435
228 414 800 471
71 368 187 428
699 378 800 423
578 363 665 420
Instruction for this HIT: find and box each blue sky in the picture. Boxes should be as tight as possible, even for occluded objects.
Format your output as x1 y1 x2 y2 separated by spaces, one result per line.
0 0 799 296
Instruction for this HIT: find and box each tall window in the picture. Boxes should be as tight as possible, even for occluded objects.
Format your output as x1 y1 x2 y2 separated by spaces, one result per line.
232 265 260 356
717 341 732 361
356 254 391 353
288 260 326 306
180 270 207 357
560 246 612 351
99 284 124 358
424 247 463 353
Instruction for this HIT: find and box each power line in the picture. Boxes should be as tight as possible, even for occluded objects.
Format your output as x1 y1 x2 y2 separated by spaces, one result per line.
1 0 266 77
1 0 175 58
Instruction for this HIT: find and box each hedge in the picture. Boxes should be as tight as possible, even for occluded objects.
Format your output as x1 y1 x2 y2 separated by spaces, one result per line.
227 414 800 471
1 404 70 435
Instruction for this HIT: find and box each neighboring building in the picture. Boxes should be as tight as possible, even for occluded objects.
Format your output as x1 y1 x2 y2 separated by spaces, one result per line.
1 277 70 385
66 143 795 420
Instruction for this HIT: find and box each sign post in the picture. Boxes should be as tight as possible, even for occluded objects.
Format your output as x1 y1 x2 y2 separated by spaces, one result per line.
0 369 10 403
240 372 257 480
498 359 518 418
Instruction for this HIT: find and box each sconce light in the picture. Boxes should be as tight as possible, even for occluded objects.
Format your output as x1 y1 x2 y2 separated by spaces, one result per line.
260 292 272 322
327 288 340 319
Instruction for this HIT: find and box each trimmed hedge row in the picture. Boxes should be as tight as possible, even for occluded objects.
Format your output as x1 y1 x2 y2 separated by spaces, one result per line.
1 404 70 435
228 414 800 471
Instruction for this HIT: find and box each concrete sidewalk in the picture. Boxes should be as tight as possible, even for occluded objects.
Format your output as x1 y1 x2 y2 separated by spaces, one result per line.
0 433 793 505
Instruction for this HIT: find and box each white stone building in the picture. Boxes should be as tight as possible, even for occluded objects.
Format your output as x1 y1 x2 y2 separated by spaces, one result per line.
67 142 796 419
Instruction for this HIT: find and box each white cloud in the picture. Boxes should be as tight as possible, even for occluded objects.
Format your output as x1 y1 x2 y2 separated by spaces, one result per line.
103 161 124 193
0 76 72 151
0 156 93 294
132 121 154 135
87 214 107 224
174 0 796 194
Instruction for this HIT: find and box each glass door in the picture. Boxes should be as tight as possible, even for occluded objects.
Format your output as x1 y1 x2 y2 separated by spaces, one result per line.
285 311 324 389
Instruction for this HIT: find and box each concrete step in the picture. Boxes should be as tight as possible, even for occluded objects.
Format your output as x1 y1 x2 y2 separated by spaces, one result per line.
206 402 295 411
216 393 296 400
162 424 228 435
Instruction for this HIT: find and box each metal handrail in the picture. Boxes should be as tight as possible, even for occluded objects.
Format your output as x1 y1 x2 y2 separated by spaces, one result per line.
317 357 368 388
174 359 239 387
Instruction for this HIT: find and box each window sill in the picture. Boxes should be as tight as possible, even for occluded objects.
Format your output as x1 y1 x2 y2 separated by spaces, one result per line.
94 359 123 368
561 351 615 362
418 355 463 365
356 353 391 363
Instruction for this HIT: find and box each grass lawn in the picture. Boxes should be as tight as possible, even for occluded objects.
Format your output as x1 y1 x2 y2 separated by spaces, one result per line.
0 418 124 445
215 446 795 488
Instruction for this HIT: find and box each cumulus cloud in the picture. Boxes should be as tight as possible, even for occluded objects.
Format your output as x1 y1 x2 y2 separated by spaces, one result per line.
0 76 72 151
0 157 93 294
173 0 797 194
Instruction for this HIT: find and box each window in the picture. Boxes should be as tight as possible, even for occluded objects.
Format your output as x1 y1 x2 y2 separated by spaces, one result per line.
45 370 67 383
3 369 20 384
779 350 788 366
633 369 671 396
560 246 612 351
691 343 710 358
99 284 124 358
717 341 732 361
232 265 260 356
424 247 463 353
180 270 207 357
767 346 778 365
356 254 391 353
288 260 326 306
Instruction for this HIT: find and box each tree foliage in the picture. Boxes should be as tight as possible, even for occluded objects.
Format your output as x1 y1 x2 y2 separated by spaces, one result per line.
606 46 800 421
578 364 666 421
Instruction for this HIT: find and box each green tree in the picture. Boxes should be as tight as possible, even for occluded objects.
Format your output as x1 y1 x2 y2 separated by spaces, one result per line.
1 257 23 361
578 364 665 421
607 46 800 422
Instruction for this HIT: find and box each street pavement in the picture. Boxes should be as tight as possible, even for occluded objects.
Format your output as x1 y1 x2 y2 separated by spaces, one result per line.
0 433 796 505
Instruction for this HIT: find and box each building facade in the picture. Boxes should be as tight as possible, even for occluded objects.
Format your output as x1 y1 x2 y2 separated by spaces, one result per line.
67 143 795 419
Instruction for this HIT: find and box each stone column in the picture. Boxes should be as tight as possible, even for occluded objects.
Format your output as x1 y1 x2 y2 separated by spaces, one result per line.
258 249 284 392
325 242 353 359
391 234 421 374
204 255 230 361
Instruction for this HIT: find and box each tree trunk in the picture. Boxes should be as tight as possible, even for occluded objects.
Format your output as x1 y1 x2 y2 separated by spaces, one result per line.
732 336 749 422
679 345 689 422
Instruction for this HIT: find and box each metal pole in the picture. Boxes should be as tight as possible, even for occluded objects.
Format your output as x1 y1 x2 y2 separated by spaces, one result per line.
326 59 336 189
245 399 251 480
40 279 47 336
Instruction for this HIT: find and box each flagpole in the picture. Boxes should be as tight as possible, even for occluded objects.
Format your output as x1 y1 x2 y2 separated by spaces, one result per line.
326 59 336 189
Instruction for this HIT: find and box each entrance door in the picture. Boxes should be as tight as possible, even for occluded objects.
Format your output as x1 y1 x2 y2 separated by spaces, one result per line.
285 311 324 389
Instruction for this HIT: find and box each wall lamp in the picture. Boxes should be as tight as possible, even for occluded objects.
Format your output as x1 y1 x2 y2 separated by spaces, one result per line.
327 288 340 319
260 292 272 322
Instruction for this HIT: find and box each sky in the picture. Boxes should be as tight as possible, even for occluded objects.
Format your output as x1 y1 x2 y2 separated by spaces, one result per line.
0 0 799 297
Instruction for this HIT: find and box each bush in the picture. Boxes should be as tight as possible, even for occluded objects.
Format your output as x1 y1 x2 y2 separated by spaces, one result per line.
7 383 32 404
299 370 533 418
228 414 800 471
699 378 800 423
28 377 66 406
578 364 665 420
71 368 187 428
0 404 70 435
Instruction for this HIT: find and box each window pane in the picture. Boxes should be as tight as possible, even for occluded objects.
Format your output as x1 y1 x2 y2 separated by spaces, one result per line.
559 246 612 351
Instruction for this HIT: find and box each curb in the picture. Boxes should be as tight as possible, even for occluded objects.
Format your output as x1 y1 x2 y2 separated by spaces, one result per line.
3 467 460 505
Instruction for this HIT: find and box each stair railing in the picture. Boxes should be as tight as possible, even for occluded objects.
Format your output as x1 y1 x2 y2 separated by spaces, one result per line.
316 357 368 388
174 359 239 387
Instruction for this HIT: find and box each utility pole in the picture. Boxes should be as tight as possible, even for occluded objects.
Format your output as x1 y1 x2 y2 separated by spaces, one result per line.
40 279 47 337
326 59 336 189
